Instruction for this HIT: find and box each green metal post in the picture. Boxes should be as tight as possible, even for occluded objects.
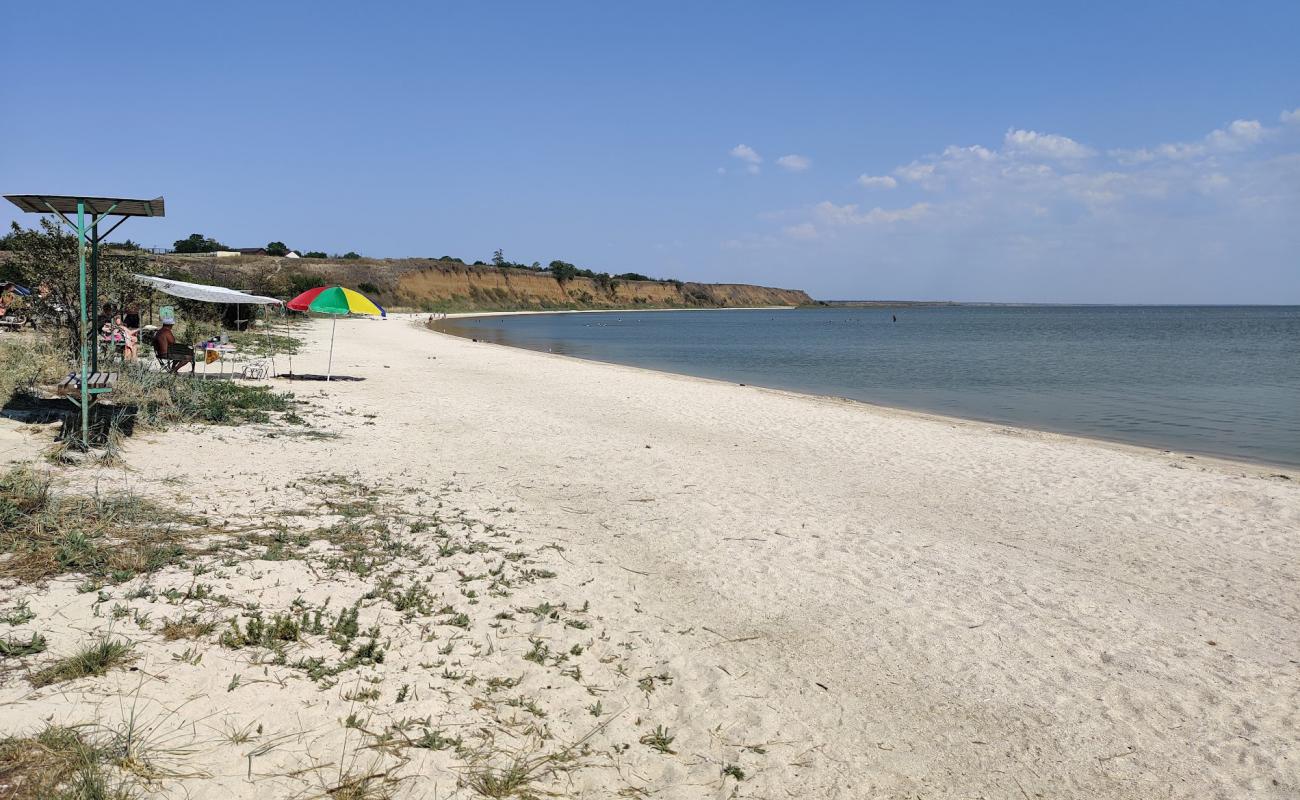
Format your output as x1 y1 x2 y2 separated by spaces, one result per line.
90 217 100 372
77 201 90 448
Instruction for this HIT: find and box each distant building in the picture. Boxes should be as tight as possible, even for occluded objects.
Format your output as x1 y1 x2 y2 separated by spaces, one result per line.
235 247 267 256
286 251 301 259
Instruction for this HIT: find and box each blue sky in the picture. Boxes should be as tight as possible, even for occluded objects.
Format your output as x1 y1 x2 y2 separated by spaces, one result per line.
2 1 1297 302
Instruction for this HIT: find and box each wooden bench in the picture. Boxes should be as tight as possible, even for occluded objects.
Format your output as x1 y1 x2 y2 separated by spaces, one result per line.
55 372 118 395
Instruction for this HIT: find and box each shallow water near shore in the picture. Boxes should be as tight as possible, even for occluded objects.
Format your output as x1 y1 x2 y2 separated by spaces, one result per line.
440 305 1300 467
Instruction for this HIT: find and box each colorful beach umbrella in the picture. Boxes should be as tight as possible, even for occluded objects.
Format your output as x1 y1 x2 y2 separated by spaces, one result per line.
286 285 386 317
285 285 386 381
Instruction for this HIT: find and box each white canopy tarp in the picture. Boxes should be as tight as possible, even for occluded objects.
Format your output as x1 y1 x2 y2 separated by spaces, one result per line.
133 274 282 305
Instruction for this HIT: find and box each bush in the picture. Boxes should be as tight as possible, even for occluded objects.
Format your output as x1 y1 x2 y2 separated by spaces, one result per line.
615 272 652 282
287 273 324 295
341 252 361 260
266 241 290 257
303 251 328 259
357 282 381 296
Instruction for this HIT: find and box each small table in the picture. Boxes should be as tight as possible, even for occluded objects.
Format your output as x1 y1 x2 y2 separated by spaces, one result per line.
198 343 238 377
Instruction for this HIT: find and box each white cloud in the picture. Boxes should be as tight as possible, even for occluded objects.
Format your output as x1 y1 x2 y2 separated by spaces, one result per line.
895 162 936 183
815 201 931 226
857 174 897 189
1003 129 1094 160
776 154 811 172
728 144 763 174
730 144 762 164
743 106 1300 302
943 144 997 162
1206 119 1266 150
1113 117 1275 163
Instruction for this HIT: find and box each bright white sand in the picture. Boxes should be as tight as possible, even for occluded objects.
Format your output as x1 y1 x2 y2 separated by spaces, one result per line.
1 313 1297 798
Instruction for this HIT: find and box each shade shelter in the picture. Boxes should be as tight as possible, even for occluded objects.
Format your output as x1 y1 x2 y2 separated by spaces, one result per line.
133 273 285 374
132 274 281 306
4 193 165 448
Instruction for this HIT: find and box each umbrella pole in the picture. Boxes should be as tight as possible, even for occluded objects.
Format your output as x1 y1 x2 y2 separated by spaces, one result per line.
327 315 336 381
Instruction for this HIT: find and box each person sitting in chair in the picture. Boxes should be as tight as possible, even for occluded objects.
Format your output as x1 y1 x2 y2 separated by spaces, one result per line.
152 319 193 373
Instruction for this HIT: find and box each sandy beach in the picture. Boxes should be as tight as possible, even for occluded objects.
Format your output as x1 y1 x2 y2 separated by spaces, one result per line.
1 313 1297 799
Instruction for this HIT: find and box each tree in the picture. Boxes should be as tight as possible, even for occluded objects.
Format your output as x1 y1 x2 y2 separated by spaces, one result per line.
593 272 619 293
342 251 362 260
3 219 147 356
492 249 506 267
303 251 328 259
548 260 578 284
615 272 652 282
173 233 226 253
266 241 290 257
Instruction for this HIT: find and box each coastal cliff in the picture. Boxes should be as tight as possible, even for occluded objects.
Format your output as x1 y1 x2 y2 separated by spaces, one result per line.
142 254 813 311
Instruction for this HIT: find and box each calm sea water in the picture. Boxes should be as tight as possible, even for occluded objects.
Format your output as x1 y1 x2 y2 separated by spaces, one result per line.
441 306 1300 467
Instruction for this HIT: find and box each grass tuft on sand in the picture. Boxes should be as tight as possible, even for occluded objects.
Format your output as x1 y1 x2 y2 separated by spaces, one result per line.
29 637 135 688
0 466 208 584
0 725 131 800
111 366 297 427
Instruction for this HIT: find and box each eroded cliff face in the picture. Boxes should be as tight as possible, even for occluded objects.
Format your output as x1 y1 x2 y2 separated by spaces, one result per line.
144 255 813 310
391 265 811 309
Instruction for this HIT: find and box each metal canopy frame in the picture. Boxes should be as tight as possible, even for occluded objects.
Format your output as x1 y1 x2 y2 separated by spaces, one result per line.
4 194 165 448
